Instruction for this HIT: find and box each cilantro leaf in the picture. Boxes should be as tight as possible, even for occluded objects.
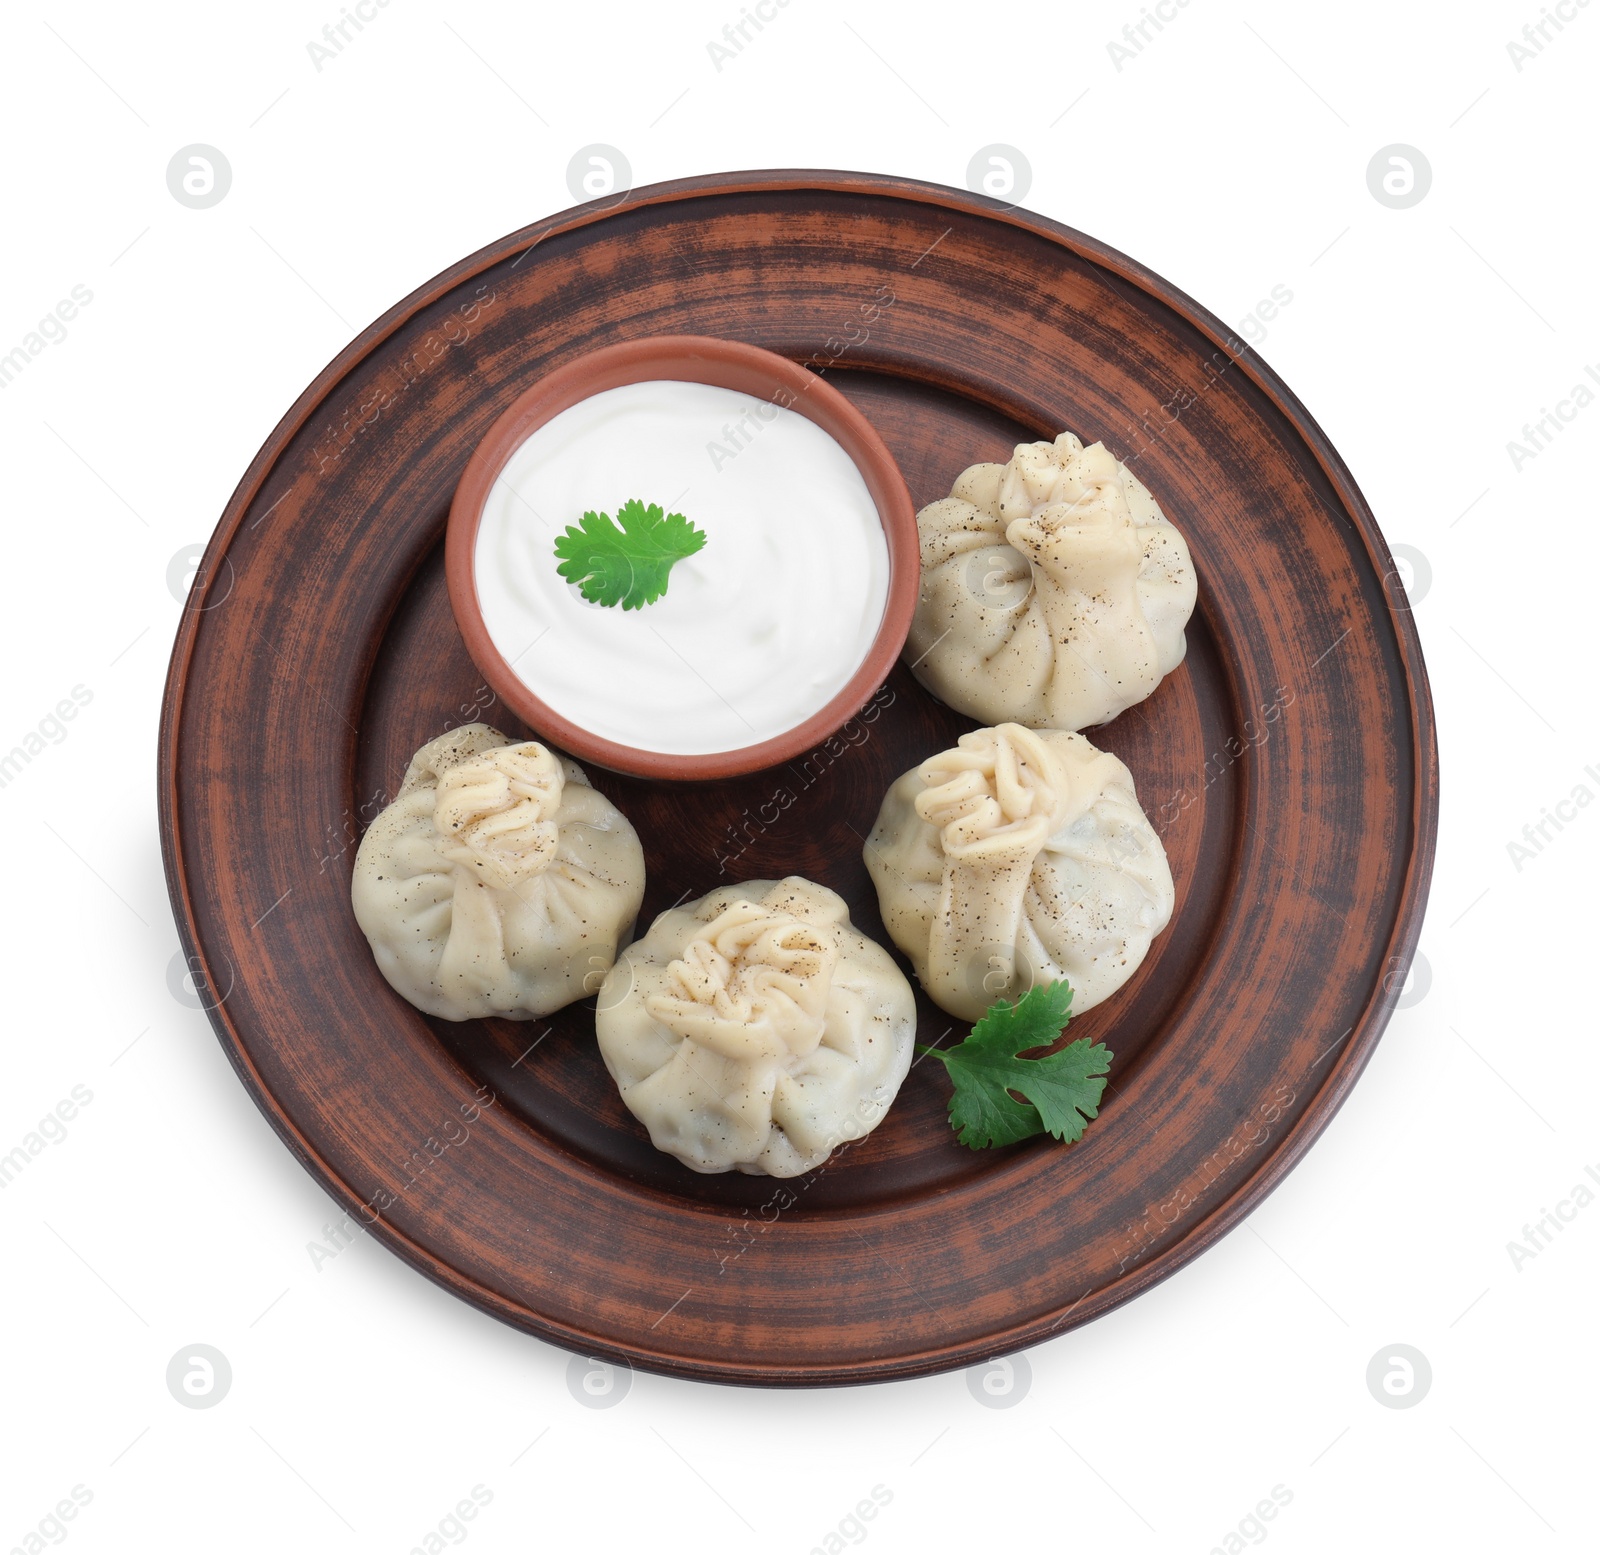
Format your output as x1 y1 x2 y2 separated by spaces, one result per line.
918 981 1112 1150
553 498 707 611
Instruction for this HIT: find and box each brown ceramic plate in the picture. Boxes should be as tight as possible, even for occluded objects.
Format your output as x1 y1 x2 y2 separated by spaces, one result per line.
159 170 1437 1386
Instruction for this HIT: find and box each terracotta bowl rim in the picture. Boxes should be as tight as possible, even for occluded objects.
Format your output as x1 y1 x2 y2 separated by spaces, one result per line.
444 333 919 781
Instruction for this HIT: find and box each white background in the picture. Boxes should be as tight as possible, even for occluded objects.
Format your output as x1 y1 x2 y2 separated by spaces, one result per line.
2 1 1595 1551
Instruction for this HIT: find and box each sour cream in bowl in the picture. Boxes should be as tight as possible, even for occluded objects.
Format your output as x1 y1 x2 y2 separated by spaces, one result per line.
446 336 918 781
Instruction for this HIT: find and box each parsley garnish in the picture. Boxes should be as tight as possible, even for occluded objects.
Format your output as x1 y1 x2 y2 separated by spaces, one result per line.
553 498 707 611
919 981 1112 1150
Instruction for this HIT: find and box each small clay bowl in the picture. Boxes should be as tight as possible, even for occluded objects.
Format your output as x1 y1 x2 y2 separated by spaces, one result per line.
445 335 918 781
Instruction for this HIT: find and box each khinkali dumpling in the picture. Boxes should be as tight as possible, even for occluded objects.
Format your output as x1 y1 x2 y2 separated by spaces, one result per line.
595 877 916 1176
352 723 645 1021
906 432 1196 730
864 723 1174 1022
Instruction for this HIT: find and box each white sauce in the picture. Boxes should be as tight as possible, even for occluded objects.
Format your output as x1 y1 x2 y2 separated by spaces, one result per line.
474 379 890 756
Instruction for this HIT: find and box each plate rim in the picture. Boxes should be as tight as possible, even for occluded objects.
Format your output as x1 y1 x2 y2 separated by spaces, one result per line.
159 168 1439 1385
